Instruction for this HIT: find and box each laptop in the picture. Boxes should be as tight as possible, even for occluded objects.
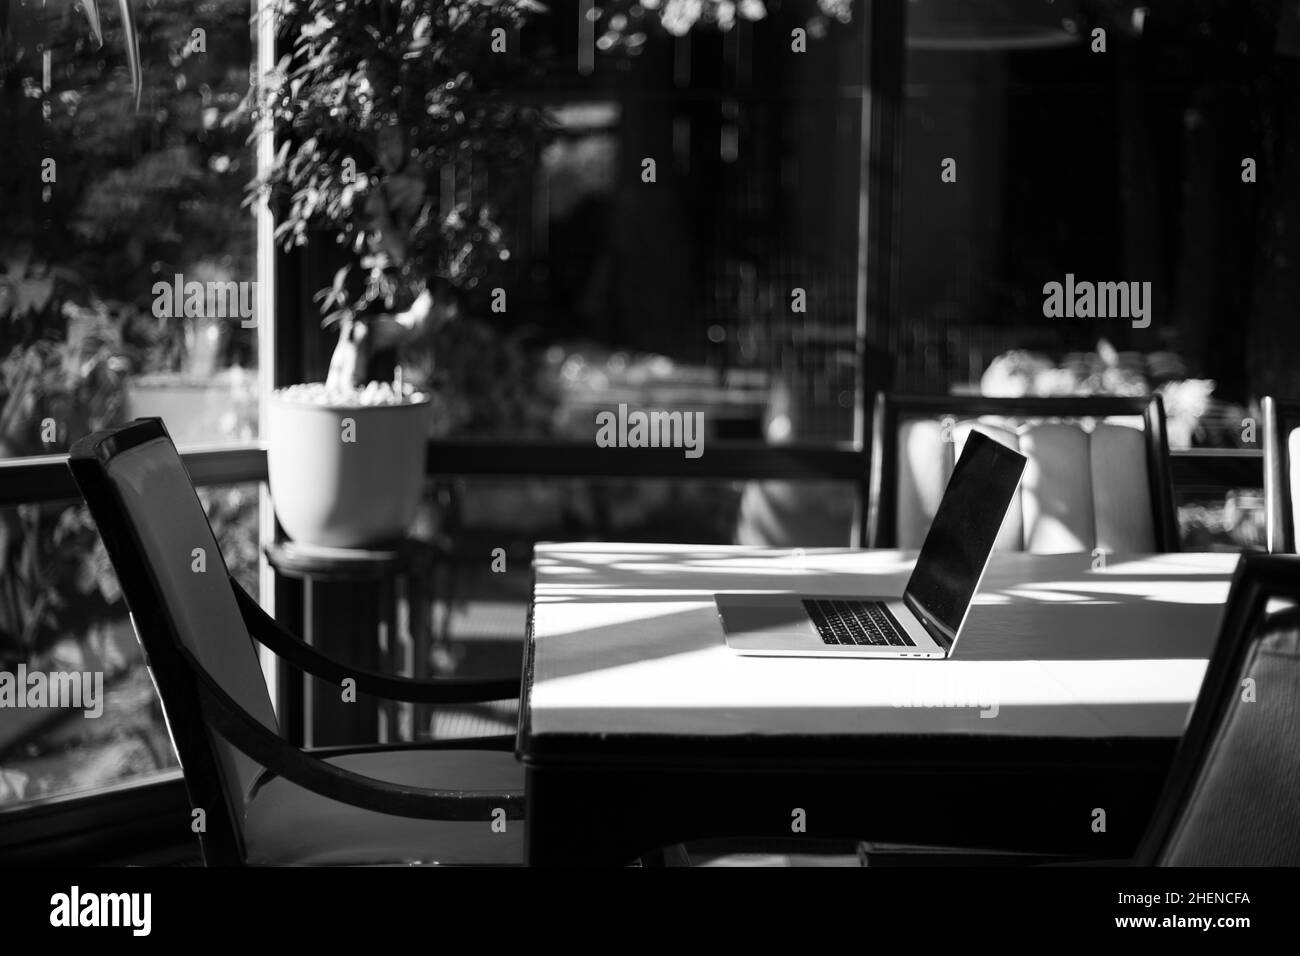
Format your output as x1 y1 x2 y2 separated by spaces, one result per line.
716 429 1026 658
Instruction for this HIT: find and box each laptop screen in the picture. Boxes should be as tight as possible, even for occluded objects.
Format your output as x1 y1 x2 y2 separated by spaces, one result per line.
903 430 1027 645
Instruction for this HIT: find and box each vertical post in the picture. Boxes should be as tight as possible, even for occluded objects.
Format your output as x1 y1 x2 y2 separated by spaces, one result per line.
853 0 906 547
256 0 317 736
254 0 281 706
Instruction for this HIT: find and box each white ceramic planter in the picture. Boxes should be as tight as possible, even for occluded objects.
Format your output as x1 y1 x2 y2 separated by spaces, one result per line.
266 392 431 549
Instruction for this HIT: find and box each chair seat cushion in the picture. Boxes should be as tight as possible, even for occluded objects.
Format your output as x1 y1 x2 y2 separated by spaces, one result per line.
243 748 524 866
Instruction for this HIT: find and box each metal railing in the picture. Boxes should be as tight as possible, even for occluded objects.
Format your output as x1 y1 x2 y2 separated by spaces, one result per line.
0 444 269 508
0 440 1260 508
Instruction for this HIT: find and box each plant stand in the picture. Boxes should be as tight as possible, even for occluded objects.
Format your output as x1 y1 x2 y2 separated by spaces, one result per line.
265 539 437 748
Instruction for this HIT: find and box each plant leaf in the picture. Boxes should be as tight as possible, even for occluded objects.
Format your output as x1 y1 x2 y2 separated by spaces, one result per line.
83 0 105 48
118 0 142 110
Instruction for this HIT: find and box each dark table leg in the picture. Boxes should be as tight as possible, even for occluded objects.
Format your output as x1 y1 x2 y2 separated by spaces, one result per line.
273 574 307 748
524 765 668 866
311 579 382 746
409 554 434 739
266 544 415 748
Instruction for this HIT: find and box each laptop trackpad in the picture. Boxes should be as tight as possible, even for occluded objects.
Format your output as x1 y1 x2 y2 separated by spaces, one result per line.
715 593 819 639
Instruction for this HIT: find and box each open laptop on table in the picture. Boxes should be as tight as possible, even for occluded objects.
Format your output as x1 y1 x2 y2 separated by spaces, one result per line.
716 429 1026 659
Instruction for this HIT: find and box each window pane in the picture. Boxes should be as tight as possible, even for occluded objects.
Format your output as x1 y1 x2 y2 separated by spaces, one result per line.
0 483 259 807
898 1 1286 429
894 2 1289 549
0 0 258 458
272 1 868 443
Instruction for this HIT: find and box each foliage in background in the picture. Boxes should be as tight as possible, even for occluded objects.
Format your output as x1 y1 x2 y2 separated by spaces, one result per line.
589 0 853 54
252 0 552 329
1 0 256 372
0 0 260 659
0 246 128 662
253 0 847 398
0 245 260 661
406 317 560 437
980 340 1219 449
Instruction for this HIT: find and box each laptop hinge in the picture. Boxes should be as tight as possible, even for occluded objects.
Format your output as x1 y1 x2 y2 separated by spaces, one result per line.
903 591 955 652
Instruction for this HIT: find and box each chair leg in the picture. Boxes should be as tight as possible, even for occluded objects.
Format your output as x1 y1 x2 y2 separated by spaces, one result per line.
410 555 434 739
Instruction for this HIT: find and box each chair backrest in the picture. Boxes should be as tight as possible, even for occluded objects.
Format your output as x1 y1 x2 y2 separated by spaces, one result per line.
1134 553 1300 866
1262 396 1300 554
68 418 274 864
867 394 1180 553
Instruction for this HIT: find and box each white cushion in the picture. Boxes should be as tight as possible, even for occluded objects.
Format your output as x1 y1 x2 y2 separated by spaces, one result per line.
1091 423 1157 552
893 417 1158 553
1020 423 1094 553
897 419 953 548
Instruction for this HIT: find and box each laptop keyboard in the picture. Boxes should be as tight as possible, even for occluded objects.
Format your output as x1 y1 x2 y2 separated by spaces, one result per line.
802 599 915 647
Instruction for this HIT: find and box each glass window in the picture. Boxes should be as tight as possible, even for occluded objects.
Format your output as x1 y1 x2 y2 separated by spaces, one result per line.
0 0 258 457
0 484 259 807
897 0 1289 546
267 0 869 445
0 0 261 810
897 1 1283 432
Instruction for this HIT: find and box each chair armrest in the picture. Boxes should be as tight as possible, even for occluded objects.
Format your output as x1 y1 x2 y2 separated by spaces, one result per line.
233 577 520 704
307 736 517 759
184 643 524 821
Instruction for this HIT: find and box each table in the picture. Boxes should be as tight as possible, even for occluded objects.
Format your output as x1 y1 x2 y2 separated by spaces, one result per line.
517 545 1237 865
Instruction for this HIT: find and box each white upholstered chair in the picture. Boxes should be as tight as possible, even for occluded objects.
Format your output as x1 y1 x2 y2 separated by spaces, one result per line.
859 393 1180 866
867 393 1181 553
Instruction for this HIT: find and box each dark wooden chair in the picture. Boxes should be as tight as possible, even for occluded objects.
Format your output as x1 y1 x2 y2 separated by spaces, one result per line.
867 393 1180 552
1262 396 1300 554
1128 551 1300 865
68 418 525 865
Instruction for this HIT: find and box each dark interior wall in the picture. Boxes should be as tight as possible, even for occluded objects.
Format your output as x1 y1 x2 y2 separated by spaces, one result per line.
899 50 1009 336
604 33 695 356
895 2 1291 401
599 11 867 363
898 37 1139 391
1112 2 1276 400
1247 54 1300 402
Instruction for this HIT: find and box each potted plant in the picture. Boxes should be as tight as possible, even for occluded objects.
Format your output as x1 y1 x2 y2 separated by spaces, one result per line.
251 0 857 548
251 0 551 548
